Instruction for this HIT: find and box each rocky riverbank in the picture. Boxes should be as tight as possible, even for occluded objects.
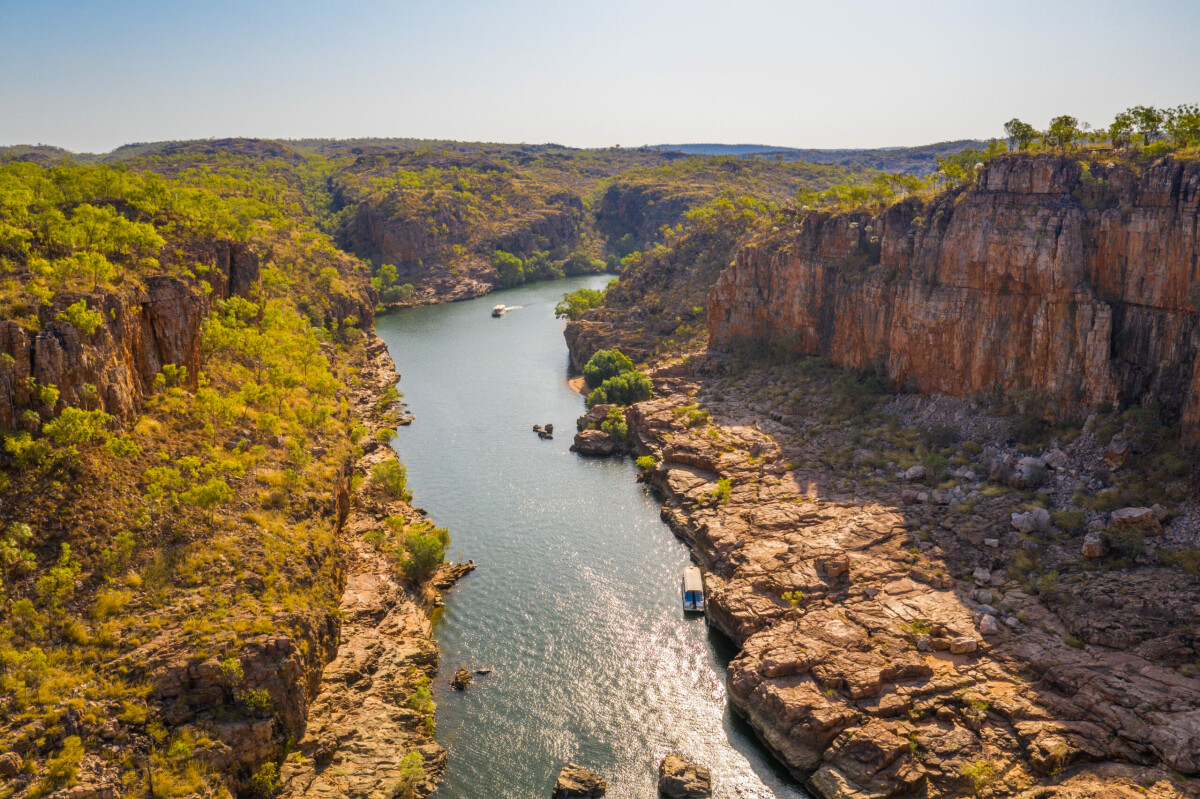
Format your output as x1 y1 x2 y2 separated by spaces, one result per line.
281 335 470 798
584 362 1200 799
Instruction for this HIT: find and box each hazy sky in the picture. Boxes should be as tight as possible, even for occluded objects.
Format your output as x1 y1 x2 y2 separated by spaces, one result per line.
2 0 1198 153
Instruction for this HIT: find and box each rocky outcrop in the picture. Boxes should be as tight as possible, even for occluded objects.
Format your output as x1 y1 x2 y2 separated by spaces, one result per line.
657 754 712 797
708 155 1200 433
551 763 607 798
617 382 1200 799
281 336 457 799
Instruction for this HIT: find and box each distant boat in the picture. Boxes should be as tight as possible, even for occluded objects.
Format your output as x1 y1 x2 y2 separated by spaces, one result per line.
682 566 705 613
492 304 506 317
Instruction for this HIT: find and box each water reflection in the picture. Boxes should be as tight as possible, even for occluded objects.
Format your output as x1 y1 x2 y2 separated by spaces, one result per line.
376 277 807 799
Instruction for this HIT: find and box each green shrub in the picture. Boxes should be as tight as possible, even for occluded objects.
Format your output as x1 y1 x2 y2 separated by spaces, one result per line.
555 283 611 320
585 371 652 408
635 455 657 472
600 407 628 440
182 478 233 524
103 433 141 457
56 299 104 335
241 688 275 718
44 735 84 787
249 762 280 798
392 751 425 799
1050 509 1086 532
42 407 112 446
372 460 412 501
960 759 995 796
712 477 732 504
583 348 635 389
400 532 444 583
1102 525 1144 560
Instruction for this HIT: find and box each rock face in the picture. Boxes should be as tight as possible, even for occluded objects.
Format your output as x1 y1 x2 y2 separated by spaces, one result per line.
280 339 449 799
571 428 617 455
708 155 1200 433
607 387 1200 799
551 763 606 798
657 754 712 798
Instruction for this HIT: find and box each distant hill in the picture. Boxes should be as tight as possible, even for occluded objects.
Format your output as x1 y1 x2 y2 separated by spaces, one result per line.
651 140 989 176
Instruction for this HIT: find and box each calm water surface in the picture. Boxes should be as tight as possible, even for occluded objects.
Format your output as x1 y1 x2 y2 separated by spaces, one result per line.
375 276 807 799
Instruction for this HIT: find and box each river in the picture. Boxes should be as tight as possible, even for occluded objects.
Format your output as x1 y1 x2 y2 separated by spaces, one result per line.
376 276 807 799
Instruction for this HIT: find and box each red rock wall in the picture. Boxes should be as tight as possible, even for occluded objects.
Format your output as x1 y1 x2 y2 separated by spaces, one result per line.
708 155 1200 428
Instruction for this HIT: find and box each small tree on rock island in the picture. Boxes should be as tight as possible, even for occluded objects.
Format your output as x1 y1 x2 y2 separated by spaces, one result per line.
183 478 233 525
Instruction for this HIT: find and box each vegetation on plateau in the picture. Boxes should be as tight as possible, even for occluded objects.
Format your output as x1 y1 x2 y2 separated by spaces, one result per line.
0 147 443 798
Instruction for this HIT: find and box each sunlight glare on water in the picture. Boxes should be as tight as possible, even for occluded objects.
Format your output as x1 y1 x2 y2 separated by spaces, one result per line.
375 276 808 799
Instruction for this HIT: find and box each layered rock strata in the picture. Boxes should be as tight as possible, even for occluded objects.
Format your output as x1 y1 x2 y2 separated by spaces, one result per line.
708 155 1200 431
615 380 1200 799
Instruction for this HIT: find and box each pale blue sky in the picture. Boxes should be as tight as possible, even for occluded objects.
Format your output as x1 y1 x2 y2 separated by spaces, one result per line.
2 0 1198 153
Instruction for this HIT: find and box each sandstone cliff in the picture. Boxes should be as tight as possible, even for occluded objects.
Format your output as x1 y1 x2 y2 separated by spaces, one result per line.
708 155 1200 431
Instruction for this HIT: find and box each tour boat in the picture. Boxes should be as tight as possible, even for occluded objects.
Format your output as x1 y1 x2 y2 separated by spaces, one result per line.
492 304 506 317
682 566 705 613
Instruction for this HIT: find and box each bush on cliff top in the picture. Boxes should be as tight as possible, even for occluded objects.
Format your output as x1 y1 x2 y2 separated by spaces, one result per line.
586 371 652 409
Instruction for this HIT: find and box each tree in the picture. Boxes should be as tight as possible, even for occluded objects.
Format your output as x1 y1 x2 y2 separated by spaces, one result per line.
582 348 635 389
56 298 104 335
1003 118 1039 151
555 283 612 320
400 532 444 582
372 460 412 501
1044 116 1081 151
585 370 652 408
1128 105 1164 145
1109 111 1135 148
182 478 233 524
1165 104 1200 146
492 250 524 288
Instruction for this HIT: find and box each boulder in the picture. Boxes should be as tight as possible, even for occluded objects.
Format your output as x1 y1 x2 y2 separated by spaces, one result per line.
0 751 20 777
450 668 472 691
979 614 1001 636
657 754 712 798
1011 507 1050 534
950 637 979 654
1110 507 1163 537
903 465 925 481
1043 448 1069 470
570 429 616 456
552 763 606 798
1081 532 1106 558
1012 456 1047 488
1104 435 1131 469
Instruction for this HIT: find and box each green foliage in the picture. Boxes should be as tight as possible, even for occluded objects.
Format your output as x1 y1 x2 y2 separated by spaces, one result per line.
600 406 628 441
936 139 1007 186
249 762 280 798
44 735 84 788
555 281 613 320
103 433 141 458
35 543 81 611
1044 115 1082 151
399 532 444 583
711 477 732 504
782 590 803 607
182 478 233 524
1003 118 1039 151
960 759 995 795
56 299 104 335
493 250 525 288
392 751 425 799
371 460 412 501
240 688 275 718
586 371 652 409
1102 525 1145 560
582 348 635 389
0 522 36 591
42 407 112 446
635 455 657 473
